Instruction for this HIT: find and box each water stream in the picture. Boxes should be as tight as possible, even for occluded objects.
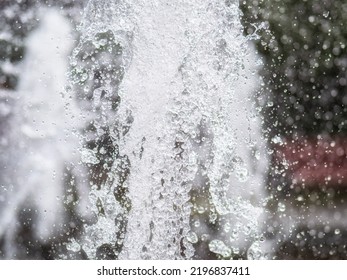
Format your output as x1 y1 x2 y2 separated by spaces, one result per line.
69 0 267 259
0 0 267 259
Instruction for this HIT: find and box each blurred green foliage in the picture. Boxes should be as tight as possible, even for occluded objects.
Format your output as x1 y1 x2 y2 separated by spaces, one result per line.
0 0 83 90
0 0 38 89
241 0 347 137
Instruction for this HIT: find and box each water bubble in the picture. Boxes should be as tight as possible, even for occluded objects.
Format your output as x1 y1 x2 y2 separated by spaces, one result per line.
193 220 201 228
197 206 206 214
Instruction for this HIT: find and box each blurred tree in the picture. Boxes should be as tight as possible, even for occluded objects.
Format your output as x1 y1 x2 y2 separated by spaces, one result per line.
0 0 86 260
0 0 83 89
241 0 347 138
241 0 347 259
0 0 37 89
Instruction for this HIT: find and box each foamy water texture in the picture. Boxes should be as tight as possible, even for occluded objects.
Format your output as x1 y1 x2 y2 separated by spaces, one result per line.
69 0 267 259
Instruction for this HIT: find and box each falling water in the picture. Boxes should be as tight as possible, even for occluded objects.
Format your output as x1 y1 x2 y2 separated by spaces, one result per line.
0 0 267 260
68 0 267 259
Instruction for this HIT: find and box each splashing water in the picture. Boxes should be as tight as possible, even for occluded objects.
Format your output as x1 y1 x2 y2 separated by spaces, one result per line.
68 0 267 259
0 8 85 258
0 0 267 260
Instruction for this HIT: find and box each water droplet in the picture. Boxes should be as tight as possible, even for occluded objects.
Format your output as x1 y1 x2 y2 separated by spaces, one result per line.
81 148 100 164
186 231 198 244
323 11 329 18
193 220 200 228
209 212 218 222
247 241 263 260
201 234 210 242
66 238 81 252
209 240 232 258
233 247 240 255
254 150 260 160
197 206 206 214
224 222 231 233
271 135 283 145
278 202 286 212
235 167 249 183
231 229 238 239
81 73 88 82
